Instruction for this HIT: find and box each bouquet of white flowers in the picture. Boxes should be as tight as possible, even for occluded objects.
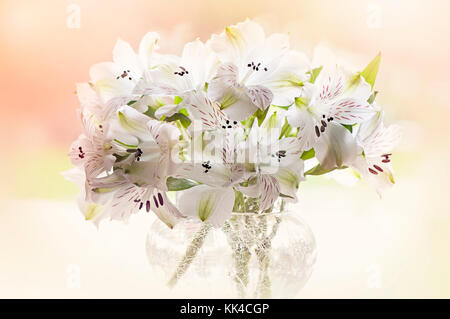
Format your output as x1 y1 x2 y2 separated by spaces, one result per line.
64 20 401 296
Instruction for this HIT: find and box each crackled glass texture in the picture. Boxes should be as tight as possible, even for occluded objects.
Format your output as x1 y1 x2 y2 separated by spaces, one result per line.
146 200 317 298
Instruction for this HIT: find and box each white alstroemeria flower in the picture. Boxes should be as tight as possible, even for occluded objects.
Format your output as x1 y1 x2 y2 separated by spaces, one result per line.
69 108 116 179
88 171 184 228
286 65 375 151
181 91 247 184
89 32 160 108
139 39 220 119
174 140 243 227
238 111 304 209
82 106 185 227
352 112 401 196
109 105 182 189
207 19 309 121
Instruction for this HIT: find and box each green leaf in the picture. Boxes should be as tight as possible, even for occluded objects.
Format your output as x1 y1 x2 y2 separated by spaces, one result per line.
300 148 315 160
166 177 199 191
179 107 189 117
305 164 348 176
271 104 291 110
255 107 270 126
127 100 137 106
164 112 191 128
360 53 381 89
113 153 130 162
144 106 157 119
308 66 323 84
368 91 378 104
279 193 295 199
342 124 354 133
174 96 183 105
242 115 255 129
232 189 245 212
279 118 292 139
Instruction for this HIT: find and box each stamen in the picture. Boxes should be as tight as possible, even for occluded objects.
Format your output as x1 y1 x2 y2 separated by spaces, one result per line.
78 146 85 159
373 165 383 172
368 168 378 175
153 196 159 208
158 193 164 206
320 126 325 133
202 161 211 173
139 202 144 210
315 126 320 137
321 120 327 127
174 66 189 76
145 200 150 212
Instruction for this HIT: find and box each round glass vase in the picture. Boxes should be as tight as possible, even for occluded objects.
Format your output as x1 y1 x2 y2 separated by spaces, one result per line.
145 199 317 298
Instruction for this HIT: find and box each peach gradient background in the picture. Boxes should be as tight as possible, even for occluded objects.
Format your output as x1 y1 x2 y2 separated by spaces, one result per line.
1 0 449 298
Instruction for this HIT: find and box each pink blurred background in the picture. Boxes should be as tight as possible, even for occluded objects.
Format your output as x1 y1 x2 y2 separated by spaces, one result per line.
1 0 449 298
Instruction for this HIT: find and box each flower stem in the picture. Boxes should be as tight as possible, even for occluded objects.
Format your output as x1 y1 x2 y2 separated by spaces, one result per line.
223 219 252 298
167 222 212 288
255 216 281 298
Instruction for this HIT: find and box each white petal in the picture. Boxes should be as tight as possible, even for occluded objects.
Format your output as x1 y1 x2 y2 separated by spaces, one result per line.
315 122 361 170
210 62 239 87
358 112 402 158
286 105 317 151
274 161 304 201
187 92 231 128
154 104 180 119
207 19 265 63
174 161 233 188
76 83 102 115
89 62 131 102
177 185 235 227
329 97 374 125
259 50 310 106
259 175 280 210
115 105 151 137
219 89 257 121
103 95 136 120
151 191 185 228
138 32 160 69
182 38 219 87
313 65 345 104
245 85 273 110
113 38 141 74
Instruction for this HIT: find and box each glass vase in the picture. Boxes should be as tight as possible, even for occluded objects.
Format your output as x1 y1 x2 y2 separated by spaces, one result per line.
145 198 317 298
